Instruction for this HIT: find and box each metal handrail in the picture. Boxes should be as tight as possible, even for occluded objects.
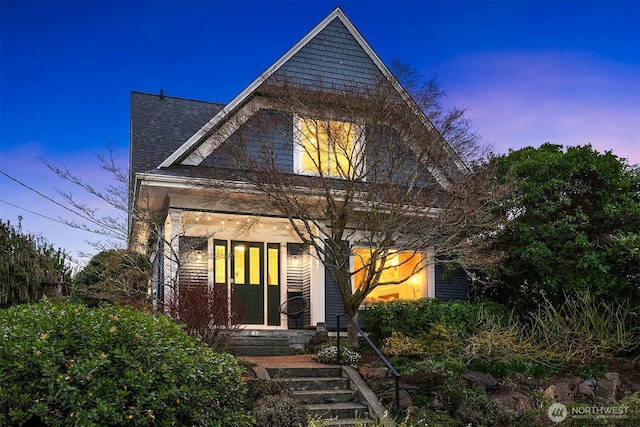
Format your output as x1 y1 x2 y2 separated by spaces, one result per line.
336 313 400 417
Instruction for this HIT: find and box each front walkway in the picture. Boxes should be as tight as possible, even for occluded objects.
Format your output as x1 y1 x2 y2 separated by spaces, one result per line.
240 353 327 368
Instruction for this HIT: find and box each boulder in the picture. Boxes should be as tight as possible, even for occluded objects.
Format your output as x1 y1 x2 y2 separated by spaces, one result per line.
577 381 595 397
462 371 498 391
544 381 573 403
490 388 533 415
380 388 413 409
429 391 445 410
596 373 620 403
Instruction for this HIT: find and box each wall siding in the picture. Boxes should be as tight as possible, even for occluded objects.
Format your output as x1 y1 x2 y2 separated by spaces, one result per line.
273 19 384 90
434 264 469 301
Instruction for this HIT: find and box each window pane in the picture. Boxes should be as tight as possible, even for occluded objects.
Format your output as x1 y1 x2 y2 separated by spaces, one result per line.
354 248 427 303
301 118 327 173
215 244 226 284
249 247 261 285
268 247 279 286
299 117 357 177
234 245 245 285
329 120 354 177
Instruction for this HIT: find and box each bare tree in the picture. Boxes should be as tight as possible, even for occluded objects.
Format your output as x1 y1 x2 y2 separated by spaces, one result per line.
200 65 508 345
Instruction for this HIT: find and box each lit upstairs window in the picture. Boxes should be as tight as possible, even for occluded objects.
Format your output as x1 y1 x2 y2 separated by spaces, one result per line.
294 117 363 178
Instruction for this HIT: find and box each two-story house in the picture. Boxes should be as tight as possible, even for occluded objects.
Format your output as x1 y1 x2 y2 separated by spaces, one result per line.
128 7 468 333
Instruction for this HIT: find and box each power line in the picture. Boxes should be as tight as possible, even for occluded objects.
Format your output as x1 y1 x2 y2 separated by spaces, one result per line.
0 168 105 230
0 199 79 228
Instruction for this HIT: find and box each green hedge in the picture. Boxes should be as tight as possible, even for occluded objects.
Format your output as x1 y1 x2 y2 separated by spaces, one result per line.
0 301 252 426
361 298 509 345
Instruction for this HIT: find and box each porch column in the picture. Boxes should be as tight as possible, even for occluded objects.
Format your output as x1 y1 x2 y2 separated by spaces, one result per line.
427 247 436 299
309 246 325 327
163 208 182 313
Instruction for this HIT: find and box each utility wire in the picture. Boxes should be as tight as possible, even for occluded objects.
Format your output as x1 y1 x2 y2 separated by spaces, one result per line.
0 199 90 229
0 168 105 230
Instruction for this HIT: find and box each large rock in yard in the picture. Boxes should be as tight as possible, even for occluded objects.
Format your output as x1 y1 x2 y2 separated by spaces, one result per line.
596 372 620 403
544 381 573 403
462 371 498 391
490 388 533 415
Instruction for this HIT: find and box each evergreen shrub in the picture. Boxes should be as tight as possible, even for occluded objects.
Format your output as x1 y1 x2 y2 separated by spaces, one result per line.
361 299 509 345
0 300 251 426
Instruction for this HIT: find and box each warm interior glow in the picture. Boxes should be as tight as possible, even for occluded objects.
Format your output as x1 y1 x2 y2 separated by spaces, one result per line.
234 246 245 284
268 247 279 286
214 244 226 284
298 117 359 177
353 248 427 303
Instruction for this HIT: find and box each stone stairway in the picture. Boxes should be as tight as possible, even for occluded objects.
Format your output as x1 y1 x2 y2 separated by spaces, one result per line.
266 366 379 427
231 335 296 356
230 330 318 356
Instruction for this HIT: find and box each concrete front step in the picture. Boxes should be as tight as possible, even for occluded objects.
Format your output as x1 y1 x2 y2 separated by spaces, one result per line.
230 336 296 356
292 389 357 404
307 402 370 420
320 418 375 427
232 336 290 346
231 345 296 356
272 376 350 391
267 367 343 378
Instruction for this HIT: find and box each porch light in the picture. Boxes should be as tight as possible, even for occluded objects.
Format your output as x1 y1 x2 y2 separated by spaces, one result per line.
292 255 300 266
195 250 203 261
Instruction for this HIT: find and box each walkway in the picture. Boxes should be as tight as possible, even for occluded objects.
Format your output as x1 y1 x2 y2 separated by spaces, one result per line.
240 353 328 368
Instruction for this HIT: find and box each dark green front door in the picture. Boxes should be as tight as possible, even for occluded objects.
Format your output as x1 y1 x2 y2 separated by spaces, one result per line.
232 241 263 324
267 243 281 326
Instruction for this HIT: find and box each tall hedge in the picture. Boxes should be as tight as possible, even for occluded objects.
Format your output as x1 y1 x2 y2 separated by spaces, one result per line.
361 298 509 345
0 218 71 307
0 301 252 426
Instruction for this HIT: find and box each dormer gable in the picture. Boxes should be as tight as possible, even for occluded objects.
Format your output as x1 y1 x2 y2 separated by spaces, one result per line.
158 7 447 170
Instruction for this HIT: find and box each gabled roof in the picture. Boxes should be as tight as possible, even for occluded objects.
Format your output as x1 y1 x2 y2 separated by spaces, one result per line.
158 6 436 169
129 92 224 177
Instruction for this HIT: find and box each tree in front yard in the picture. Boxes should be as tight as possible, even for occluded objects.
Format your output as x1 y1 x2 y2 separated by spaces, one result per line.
72 249 151 305
484 143 640 312
204 64 507 345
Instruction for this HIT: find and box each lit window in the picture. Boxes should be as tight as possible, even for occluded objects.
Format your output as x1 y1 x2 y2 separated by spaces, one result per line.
353 248 427 303
295 117 362 178
214 243 226 284
268 246 279 286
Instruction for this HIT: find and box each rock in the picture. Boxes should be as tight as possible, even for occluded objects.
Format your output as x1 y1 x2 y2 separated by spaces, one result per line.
462 371 498 391
380 388 413 409
604 372 620 386
596 377 618 403
490 388 533 415
359 366 388 381
429 391 444 410
577 381 595 397
359 367 388 392
544 381 573 403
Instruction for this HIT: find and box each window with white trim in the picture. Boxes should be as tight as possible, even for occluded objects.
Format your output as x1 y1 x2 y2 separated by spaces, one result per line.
294 116 363 178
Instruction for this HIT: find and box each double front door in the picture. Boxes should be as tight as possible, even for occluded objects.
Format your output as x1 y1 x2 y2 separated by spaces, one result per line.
214 240 280 325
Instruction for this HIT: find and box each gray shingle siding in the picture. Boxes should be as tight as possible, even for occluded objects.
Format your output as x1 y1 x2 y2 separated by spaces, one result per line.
435 264 469 301
204 110 294 173
273 19 384 90
324 260 343 330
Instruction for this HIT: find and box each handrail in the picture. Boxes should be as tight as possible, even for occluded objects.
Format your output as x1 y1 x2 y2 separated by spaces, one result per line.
336 313 400 417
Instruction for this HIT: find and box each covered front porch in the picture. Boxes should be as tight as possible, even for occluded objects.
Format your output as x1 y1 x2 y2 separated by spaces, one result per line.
160 209 325 330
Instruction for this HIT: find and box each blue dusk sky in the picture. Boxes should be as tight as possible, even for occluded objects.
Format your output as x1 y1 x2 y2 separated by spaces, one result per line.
1 0 639 266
